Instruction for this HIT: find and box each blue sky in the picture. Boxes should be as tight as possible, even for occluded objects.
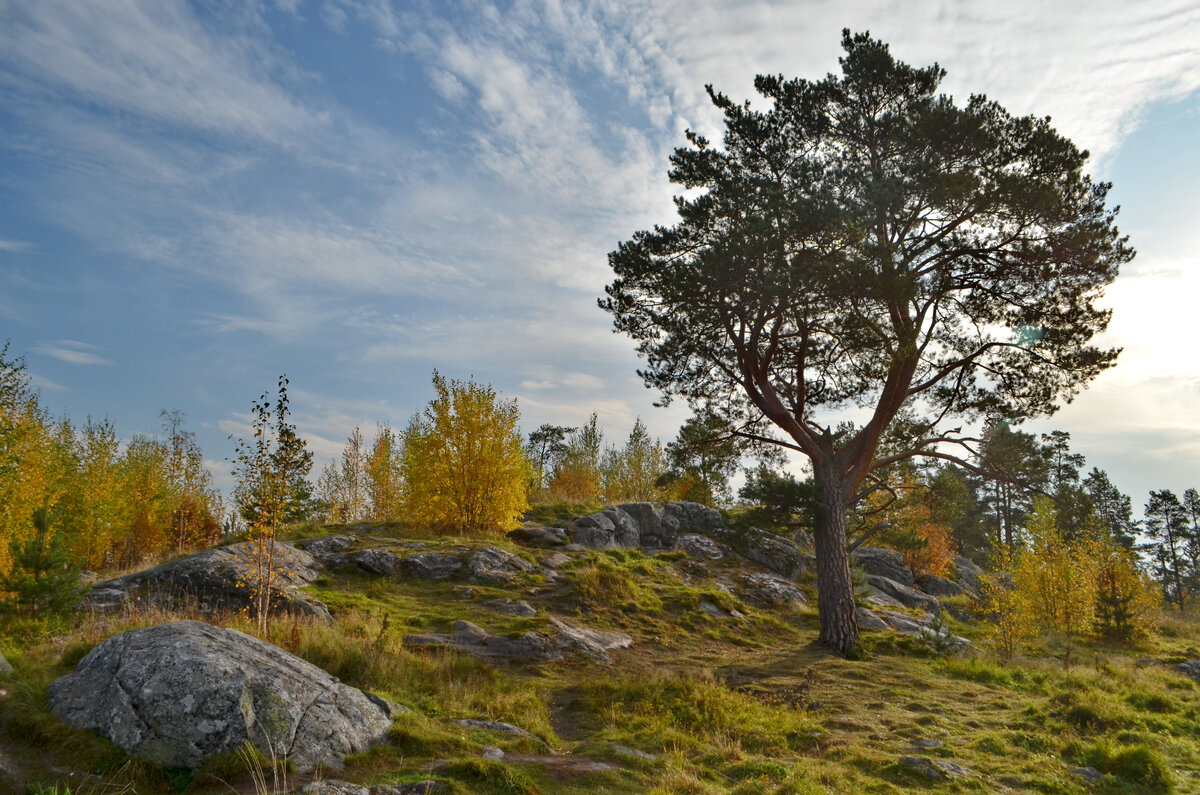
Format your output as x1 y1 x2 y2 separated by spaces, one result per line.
1 0 1198 506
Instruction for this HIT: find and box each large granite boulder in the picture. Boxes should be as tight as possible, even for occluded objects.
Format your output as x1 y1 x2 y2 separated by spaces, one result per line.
851 548 914 587
615 503 668 550
83 542 330 621
48 621 394 771
664 501 726 537
724 527 810 580
569 507 641 549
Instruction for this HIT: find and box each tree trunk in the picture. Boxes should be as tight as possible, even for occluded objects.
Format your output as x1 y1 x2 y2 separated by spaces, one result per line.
813 467 859 656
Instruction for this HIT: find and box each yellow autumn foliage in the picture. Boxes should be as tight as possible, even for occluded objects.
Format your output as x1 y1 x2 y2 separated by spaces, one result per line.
402 372 529 534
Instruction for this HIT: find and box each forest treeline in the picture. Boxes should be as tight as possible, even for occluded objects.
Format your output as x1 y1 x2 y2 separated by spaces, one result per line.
3 345 1199 623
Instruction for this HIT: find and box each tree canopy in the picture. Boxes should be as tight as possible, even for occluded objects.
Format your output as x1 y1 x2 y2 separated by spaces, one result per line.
603 31 1132 655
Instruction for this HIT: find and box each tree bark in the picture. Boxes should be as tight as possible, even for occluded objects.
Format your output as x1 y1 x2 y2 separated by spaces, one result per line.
813 466 859 656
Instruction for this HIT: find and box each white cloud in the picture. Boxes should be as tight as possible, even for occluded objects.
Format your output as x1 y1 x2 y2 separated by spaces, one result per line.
0 237 32 252
0 0 322 145
35 341 113 365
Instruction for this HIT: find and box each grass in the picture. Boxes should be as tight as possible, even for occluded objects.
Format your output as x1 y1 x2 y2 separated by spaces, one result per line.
4 519 1200 794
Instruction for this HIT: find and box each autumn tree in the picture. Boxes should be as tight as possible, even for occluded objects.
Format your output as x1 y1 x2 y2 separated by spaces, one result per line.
160 409 221 553
402 372 529 534
601 418 670 503
318 426 369 523
365 424 404 520
603 31 1130 654
548 414 604 502
230 376 312 631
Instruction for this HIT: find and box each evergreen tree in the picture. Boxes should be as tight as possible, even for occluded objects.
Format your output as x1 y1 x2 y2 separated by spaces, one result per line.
1 508 85 616
1144 489 1190 611
1083 468 1137 548
525 424 574 494
662 410 744 506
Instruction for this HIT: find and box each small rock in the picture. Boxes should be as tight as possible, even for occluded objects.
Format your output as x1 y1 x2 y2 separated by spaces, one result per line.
302 781 369 795
907 738 943 750
611 744 656 762
676 534 725 560
0 651 12 676
1174 660 1200 683
456 719 535 738
563 543 586 552
482 598 538 617
547 616 633 663
698 599 743 620
371 783 447 795
482 745 505 760
1070 766 1103 783
899 756 970 779
541 552 571 569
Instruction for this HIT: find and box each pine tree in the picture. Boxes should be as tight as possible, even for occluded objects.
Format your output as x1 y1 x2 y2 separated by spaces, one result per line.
1144 489 1190 611
1 508 85 616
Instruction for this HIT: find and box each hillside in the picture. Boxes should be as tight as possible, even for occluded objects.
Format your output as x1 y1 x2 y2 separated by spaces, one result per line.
2 507 1199 795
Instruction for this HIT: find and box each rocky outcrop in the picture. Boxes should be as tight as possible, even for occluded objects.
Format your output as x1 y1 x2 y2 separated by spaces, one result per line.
295 535 355 559
866 575 941 614
82 542 330 621
723 527 810 580
483 598 538 617
676 534 725 560
916 573 964 597
397 552 464 579
508 525 568 548
405 617 632 664
48 621 394 771
852 548 914 587
857 607 890 630
568 501 725 553
951 555 984 597
467 547 536 582
569 507 642 549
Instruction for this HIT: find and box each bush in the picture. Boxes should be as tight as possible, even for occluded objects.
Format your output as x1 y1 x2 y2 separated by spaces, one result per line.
402 372 529 534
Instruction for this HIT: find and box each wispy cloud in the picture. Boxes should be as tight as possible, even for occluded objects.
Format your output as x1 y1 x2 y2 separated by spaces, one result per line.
0 237 32 253
35 340 113 366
